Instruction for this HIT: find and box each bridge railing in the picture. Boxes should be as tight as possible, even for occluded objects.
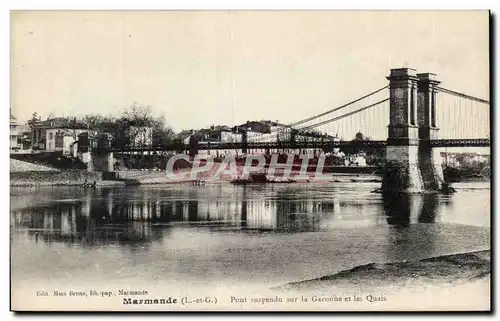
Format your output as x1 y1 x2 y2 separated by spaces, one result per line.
106 137 491 153
108 140 390 153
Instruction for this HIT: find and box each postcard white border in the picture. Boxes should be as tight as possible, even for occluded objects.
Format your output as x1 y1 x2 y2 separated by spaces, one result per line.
2 1 498 320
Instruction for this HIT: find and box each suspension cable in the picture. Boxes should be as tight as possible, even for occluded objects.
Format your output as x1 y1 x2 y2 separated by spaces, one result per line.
437 86 489 104
287 85 389 127
247 85 389 141
298 98 390 132
248 97 390 142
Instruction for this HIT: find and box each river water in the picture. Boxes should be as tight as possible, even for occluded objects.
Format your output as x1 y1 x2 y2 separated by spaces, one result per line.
10 180 491 310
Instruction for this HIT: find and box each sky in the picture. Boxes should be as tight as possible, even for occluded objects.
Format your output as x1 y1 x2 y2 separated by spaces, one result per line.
10 10 489 133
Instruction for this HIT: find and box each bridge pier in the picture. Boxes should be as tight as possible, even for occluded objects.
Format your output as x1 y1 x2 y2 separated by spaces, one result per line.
87 152 94 172
107 152 114 172
382 68 443 193
88 149 115 173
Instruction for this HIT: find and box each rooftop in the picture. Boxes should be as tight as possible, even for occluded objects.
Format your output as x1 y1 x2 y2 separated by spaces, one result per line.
33 117 89 129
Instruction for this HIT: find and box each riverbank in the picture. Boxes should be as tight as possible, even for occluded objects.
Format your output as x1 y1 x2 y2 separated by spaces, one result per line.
112 169 382 185
10 180 127 187
273 250 490 311
10 167 488 187
276 250 490 291
10 170 104 187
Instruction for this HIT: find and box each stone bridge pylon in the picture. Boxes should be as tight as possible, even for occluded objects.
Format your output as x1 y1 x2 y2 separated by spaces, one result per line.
382 68 444 193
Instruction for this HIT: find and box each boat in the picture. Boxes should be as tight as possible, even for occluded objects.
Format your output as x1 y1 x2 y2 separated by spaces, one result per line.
267 177 297 184
230 173 272 185
230 173 301 184
230 178 253 185
230 173 268 185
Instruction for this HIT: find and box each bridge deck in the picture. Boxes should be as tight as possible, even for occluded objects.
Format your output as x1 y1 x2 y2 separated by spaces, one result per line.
108 139 490 152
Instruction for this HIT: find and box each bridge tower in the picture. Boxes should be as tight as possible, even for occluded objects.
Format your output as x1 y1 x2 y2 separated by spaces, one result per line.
382 68 443 193
417 73 444 190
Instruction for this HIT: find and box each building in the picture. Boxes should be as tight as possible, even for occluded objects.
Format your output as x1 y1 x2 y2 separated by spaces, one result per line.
177 120 341 157
9 112 31 151
175 126 243 158
240 120 288 143
16 128 32 150
240 120 338 156
441 152 490 169
176 129 197 145
210 125 242 143
10 113 20 150
31 117 89 153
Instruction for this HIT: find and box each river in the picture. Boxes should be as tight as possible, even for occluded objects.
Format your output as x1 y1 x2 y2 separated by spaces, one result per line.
10 180 491 311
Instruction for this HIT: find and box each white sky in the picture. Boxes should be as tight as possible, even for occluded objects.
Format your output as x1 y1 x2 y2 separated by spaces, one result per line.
11 10 489 133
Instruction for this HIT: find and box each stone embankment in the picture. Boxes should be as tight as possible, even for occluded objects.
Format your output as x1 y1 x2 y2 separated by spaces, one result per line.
10 159 58 172
10 159 103 186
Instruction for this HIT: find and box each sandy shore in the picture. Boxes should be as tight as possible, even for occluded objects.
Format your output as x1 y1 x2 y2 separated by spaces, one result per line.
277 250 490 290
272 250 491 311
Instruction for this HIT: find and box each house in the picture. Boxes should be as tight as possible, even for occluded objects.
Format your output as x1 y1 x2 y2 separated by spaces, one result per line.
211 125 242 143
238 120 337 156
9 112 32 152
232 120 288 154
176 130 197 145
238 120 289 142
10 112 20 150
193 125 242 144
17 127 32 150
30 117 89 153
178 120 340 157
176 126 243 157
441 153 461 168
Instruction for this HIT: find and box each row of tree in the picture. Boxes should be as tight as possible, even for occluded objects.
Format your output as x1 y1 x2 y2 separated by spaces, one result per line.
28 103 176 149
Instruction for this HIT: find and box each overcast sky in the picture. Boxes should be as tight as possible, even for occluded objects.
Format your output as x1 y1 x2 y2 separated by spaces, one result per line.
11 10 489 132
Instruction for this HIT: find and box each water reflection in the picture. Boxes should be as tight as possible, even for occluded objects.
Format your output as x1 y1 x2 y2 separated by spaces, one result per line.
10 185 456 248
10 184 490 291
382 192 439 227
380 192 441 261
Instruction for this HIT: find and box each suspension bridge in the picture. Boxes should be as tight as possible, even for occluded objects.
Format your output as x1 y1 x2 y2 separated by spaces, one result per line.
93 68 490 193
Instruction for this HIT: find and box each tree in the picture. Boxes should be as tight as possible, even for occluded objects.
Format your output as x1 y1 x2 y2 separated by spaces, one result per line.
151 115 175 148
27 112 41 128
120 103 175 150
339 132 373 156
294 128 323 154
121 103 155 149
82 114 115 132
27 112 42 149
50 104 176 153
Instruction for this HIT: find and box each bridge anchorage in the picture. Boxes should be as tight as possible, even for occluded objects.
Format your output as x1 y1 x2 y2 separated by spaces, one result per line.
89 67 489 194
